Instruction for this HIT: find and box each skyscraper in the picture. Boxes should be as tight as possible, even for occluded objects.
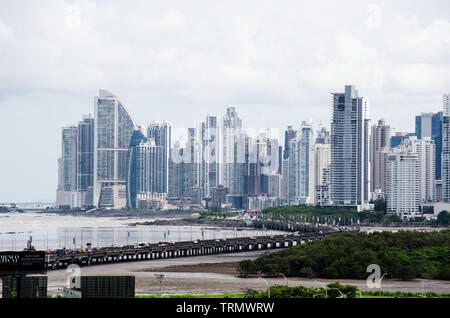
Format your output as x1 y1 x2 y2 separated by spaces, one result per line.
401 136 436 202
56 125 77 207
387 152 420 220
93 89 136 209
370 119 390 194
76 115 95 207
287 122 313 204
147 121 171 194
202 116 219 197
310 143 330 205
221 107 244 195
283 126 297 159
442 94 450 202
415 112 443 180
330 85 370 207
127 129 163 208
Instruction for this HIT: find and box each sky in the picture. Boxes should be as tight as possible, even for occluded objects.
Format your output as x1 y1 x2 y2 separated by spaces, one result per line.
0 0 449 202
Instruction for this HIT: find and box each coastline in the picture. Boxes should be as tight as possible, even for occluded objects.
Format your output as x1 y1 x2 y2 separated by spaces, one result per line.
37 251 450 296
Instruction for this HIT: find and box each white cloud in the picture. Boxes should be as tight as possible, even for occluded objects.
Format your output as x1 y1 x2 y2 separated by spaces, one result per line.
1 0 450 201
0 17 13 40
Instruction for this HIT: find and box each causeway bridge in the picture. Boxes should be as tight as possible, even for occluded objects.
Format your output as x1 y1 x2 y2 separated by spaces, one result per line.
46 224 351 270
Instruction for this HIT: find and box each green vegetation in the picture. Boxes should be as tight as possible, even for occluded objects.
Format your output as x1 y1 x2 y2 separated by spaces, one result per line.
261 204 450 226
245 283 450 298
436 211 450 226
237 230 450 280
135 293 242 298
246 282 358 298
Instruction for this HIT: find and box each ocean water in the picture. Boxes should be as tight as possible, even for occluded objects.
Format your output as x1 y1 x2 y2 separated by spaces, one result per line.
0 212 280 251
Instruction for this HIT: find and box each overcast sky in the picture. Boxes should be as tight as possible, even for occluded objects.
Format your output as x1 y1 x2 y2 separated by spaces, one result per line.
0 0 449 202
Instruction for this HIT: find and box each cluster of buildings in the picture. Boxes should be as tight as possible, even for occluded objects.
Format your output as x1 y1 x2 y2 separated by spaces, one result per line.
56 86 450 220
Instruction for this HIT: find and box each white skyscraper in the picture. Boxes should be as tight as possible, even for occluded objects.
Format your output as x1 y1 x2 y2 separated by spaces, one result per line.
443 94 450 202
310 143 330 205
287 122 314 204
202 115 219 197
331 85 370 208
387 152 420 220
93 89 137 209
56 125 77 208
400 136 436 202
221 107 244 195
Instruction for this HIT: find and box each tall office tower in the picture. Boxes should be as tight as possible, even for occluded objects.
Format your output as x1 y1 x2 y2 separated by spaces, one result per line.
76 115 95 208
168 142 189 198
221 107 244 194
387 152 420 220
283 126 297 159
315 127 330 144
401 136 436 202
330 85 370 207
266 174 282 197
202 116 219 197
185 125 203 196
310 143 330 205
442 94 450 202
299 122 313 203
56 126 78 207
415 112 443 180
127 129 164 208
93 89 136 209
288 138 299 201
287 122 314 204
245 136 265 196
370 119 391 194
278 145 283 175
281 158 290 200
147 121 171 194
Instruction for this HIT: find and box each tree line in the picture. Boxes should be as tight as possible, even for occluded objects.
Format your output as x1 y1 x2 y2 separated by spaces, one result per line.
238 230 450 281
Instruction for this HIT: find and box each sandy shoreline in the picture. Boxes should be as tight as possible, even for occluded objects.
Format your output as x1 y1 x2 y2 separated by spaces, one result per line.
2 250 444 296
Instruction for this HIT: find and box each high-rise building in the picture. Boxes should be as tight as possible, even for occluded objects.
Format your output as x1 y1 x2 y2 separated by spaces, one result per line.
168 142 189 198
283 126 297 159
281 158 290 200
56 125 78 207
76 115 95 208
147 121 171 194
387 152 420 220
211 185 229 208
400 136 436 202
330 85 370 207
93 89 136 209
415 112 443 180
221 107 245 195
390 132 416 148
370 119 390 194
202 116 219 197
310 143 330 205
442 94 450 202
287 122 313 204
127 129 164 208
315 127 330 144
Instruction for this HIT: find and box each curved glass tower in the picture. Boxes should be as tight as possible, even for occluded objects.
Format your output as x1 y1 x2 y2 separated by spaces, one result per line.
93 89 136 209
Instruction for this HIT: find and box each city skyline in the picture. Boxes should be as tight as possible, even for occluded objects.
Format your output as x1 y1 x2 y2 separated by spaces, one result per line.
52 86 449 219
1 0 450 202
1 86 449 204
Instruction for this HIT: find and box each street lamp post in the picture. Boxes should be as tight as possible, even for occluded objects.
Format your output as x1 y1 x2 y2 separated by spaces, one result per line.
155 274 165 298
279 273 288 287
